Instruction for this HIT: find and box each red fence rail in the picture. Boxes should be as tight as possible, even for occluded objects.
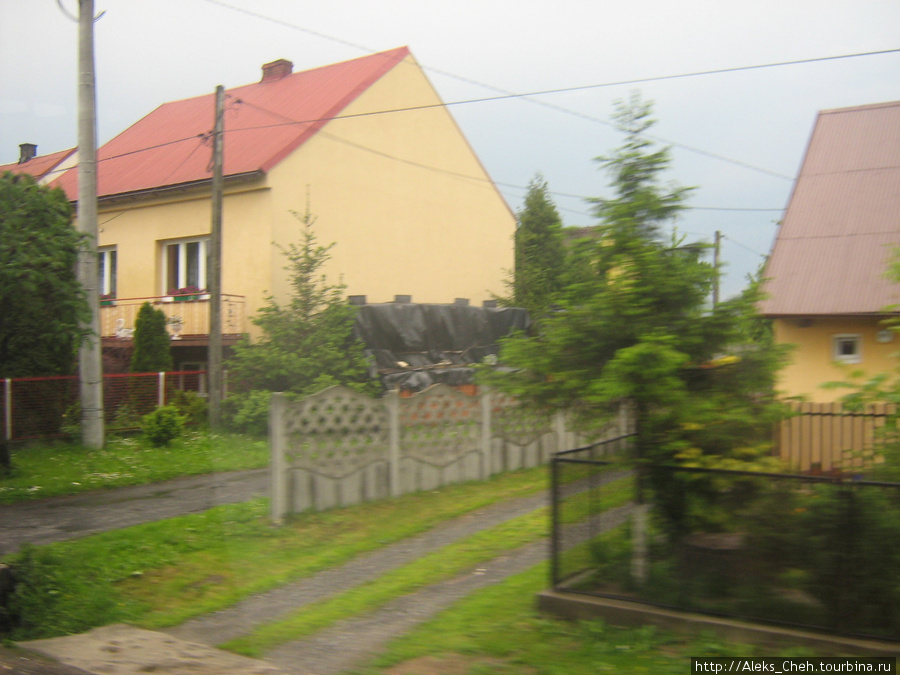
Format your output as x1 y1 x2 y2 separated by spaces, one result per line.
1 371 208 442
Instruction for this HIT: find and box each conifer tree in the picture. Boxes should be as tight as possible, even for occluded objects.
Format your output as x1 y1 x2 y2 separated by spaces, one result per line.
224 208 374 434
513 174 566 316
130 302 173 373
485 94 786 468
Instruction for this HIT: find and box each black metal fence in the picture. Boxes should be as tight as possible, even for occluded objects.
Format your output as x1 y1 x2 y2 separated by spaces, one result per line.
550 441 900 642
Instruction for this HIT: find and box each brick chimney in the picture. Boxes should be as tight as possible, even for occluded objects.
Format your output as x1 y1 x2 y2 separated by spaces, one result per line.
261 59 293 83
18 143 37 164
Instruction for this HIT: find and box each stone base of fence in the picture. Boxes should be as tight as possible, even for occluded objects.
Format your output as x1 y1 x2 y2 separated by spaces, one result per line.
269 385 629 521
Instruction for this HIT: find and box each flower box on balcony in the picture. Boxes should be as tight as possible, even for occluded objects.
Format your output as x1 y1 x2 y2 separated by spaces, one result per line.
100 294 115 307
168 286 206 302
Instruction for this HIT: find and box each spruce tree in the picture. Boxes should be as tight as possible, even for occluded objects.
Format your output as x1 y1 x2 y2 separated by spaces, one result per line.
224 208 374 434
130 302 173 373
485 93 786 468
513 174 566 316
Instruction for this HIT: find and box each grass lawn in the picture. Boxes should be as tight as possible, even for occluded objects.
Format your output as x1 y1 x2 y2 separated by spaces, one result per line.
1 465 553 640
354 563 812 675
222 474 634 656
0 432 269 504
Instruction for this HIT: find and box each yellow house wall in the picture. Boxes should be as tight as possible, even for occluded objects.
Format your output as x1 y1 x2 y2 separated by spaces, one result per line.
266 53 516 307
774 316 898 402
96 181 274 316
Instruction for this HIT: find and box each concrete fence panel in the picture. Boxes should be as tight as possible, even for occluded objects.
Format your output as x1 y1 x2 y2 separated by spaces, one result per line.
270 385 632 521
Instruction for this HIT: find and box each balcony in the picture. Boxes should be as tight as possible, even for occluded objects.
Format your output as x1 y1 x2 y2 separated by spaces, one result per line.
99 294 247 344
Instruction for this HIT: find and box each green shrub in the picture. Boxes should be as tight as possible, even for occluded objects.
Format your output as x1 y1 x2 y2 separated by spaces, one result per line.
169 390 208 427
141 406 185 447
222 390 272 437
2 545 125 640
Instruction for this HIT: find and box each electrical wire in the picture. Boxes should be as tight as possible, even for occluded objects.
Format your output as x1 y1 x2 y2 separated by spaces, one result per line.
237 97 786 213
195 0 897 181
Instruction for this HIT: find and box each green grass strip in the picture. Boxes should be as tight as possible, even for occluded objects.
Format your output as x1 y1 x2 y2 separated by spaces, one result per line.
4 466 551 639
0 432 269 504
222 475 634 657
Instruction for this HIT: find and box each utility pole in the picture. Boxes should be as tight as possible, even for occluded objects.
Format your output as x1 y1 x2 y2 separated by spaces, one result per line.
712 230 721 308
208 85 225 429
77 0 104 448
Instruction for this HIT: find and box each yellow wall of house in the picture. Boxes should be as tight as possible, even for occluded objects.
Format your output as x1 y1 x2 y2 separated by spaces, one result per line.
774 316 898 402
96 181 273 313
266 53 516 307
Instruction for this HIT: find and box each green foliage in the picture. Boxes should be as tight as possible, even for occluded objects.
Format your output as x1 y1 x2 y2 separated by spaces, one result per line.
3 544 130 640
222 389 272 436
482 94 787 472
130 302 173 373
511 174 566 316
225 207 375 433
168 390 208 428
141 405 185 447
0 172 89 377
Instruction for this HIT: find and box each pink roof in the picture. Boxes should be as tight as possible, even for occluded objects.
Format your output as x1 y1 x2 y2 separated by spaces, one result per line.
54 47 411 200
0 147 76 181
760 100 900 316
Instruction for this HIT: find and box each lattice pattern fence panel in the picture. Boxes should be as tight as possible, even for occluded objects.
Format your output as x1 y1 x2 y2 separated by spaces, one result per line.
275 387 390 513
398 385 484 492
490 390 555 473
271 385 634 520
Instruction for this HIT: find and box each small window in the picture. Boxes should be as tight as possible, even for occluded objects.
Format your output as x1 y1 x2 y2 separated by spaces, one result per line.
98 247 117 297
833 334 861 364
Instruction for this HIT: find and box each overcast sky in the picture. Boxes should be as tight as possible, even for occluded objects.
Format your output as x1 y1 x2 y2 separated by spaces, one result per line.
2 0 899 299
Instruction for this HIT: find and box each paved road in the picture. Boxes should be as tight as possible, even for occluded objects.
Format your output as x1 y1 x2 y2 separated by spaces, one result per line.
0 469 269 556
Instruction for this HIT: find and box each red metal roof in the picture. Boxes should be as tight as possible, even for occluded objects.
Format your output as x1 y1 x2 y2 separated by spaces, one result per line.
0 147 76 181
760 100 900 316
54 47 411 200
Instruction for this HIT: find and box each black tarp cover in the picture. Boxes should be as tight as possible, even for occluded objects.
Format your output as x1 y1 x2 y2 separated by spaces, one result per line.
352 303 530 391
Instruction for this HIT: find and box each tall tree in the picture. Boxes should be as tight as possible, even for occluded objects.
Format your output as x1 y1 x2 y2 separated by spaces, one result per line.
482 93 787 582
0 172 89 378
513 174 566 316
484 94 786 466
224 208 375 434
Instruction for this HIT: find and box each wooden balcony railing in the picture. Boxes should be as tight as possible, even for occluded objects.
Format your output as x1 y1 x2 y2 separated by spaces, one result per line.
99 294 247 341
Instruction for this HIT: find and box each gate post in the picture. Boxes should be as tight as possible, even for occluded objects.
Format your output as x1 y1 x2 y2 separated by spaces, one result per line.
269 392 289 522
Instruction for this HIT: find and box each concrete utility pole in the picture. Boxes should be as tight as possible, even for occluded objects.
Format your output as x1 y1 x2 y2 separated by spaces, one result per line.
208 85 225 429
76 0 104 448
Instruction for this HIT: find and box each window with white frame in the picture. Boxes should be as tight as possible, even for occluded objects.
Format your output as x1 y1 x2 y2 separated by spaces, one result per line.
833 334 861 364
98 247 117 297
163 237 209 295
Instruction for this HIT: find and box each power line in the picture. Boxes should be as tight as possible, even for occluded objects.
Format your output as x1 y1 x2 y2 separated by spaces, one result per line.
195 0 897 181
237 97 786 213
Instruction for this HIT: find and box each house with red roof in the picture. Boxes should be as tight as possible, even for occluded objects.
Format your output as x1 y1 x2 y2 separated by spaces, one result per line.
0 144 77 184
760 100 900 402
48 47 516 371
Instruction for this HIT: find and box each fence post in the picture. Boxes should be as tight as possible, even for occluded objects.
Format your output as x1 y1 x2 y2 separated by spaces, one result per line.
269 392 288 523
480 387 492 479
555 410 568 454
3 379 11 442
387 389 401 497
157 372 166 408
